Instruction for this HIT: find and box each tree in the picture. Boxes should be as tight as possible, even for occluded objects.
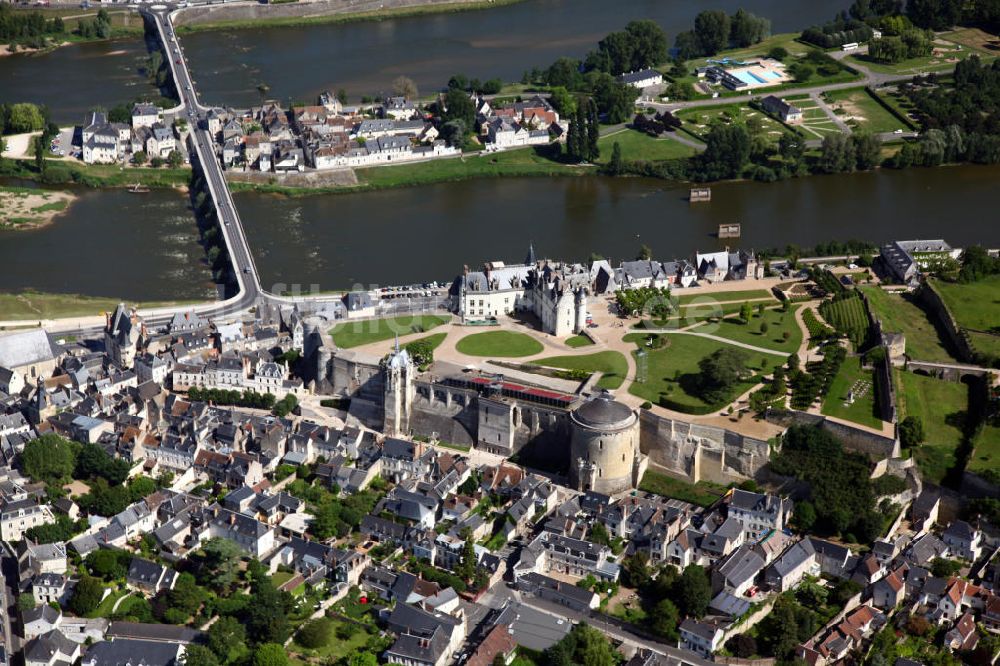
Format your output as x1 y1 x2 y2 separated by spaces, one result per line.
696 348 750 404
693 10 731 56
132 150 148 166
726 633 758 659
793 500 817 532
729 9 770 48
457 530 476 581
545 624 618 666
440 87 475 127
345 655 379 666
252 644 288 666
439 119 467 148
22 433 78 483
295 618 331 649
636 244 653 260
590 73 639 124
70 575 105 616
740 301 753 324
907 0 962 30
208 615 248 664
606 141 624 175
760 321 770 335
695 122 750 180
17 593 36 612
199 538 243 594
391 76 418 100
86 548 129 580
586 98 600 162
768 46 789 61
167 149 184 168
818 133 857 174
547 86 577 117
183 645 221 666
6 102 45 133
245 571 291 644
852 131 882 170
648 598 680 640
898 415 925 448
677 564 711 618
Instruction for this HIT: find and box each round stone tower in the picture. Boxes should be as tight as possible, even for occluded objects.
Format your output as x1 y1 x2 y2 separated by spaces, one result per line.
569 390 640 494
574 287 588 334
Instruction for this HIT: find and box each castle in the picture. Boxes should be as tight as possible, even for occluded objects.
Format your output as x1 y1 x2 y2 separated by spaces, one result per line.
452 246 590 337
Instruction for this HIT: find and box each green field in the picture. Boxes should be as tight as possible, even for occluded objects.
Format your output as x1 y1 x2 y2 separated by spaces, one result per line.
933 276 1000 334
638 469 727 508
822 87 908 134
596 129 698 163
860 286 957 363
626 333 780 414
820 355 882 429
820 294 870 350
706 305 803 354
674 289 774 306
535 351 629 390
456 330 543 357
565 334 594 348
355 147 590 190
969 425 1000 477
898 371 968 484
329 315 450 348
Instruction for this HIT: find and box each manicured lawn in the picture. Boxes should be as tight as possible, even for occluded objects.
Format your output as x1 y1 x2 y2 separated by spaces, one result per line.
596 129 698 163
456 330 543 357
674 289 774 306
329 315 450 348
565 334 594 348
535 351 629 390
707 305 802 354
0 291 199 322
408 332 447 351
626 333 780 414
820 356 882 429
638 469 726 507
290 617 375 662
88 587 129 619
677 103 794 145
822 87 907 134
860 286 957 363
898 371 968 484
271 571 295 588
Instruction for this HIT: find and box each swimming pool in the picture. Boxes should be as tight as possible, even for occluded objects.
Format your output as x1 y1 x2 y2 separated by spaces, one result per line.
732 69 783 86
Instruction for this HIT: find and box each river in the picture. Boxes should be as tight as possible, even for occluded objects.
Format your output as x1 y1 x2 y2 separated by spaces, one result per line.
0 180 215 301
234 164 1000 293
0 0 845 117
0 38 162 125
179 0 845 107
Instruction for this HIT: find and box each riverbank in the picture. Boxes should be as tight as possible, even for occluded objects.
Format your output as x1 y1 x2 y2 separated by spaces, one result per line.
0 291 202 323
0 158 190 191
174 0 527 33
227 147 599 196
0 186 75 230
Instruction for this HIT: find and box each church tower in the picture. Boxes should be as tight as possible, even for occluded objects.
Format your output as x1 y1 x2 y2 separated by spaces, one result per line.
383 338 415 437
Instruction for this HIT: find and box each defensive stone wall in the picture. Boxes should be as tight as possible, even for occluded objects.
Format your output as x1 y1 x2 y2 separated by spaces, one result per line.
638 411 770 484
